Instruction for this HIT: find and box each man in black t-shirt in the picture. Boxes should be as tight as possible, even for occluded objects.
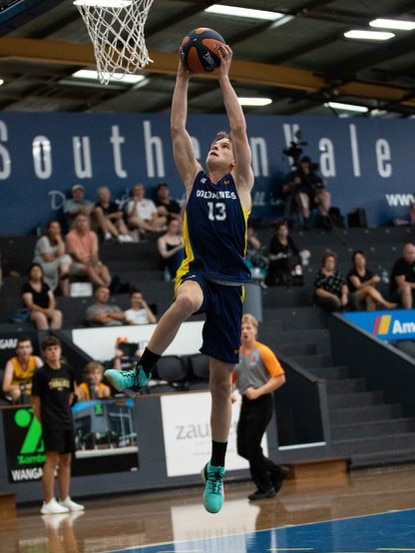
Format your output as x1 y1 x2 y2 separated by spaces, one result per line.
31 336 84 515
389 243 415 308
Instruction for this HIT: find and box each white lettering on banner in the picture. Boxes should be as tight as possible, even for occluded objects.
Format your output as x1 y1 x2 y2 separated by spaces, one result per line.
11 467 43 481
376 139 392 177
393 320 415 334
385 193 414 206
251 136 269 177
48 190 66 210
0 120 11 178
349 124 361 177
110 125 128 178
32 136 52 179
253 190 266 206
143 120 165 178
319 138 336 177
0 338 17 349
73 136 92 178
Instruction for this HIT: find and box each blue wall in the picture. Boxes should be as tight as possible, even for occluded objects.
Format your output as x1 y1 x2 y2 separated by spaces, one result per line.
1 113 414 234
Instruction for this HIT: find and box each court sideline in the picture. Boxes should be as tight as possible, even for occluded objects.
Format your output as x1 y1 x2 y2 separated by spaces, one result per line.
1 463 415 553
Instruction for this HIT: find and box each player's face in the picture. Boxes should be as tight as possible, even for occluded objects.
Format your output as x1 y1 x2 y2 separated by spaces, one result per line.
206 138 234 169
403 245 415 264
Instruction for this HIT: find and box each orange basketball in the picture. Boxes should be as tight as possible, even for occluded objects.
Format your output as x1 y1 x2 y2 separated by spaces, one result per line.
180 28 226 74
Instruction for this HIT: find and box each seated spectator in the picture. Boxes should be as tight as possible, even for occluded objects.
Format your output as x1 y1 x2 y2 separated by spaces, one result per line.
265 221 308 286
154 183 183 223
389 243 415 308
93 186 133 242
2 336 43 404
66 214 112 288
283 156 331 229
245 225 268 283
22 263 63 329
127 183 167 237
76 361 111 401
157 218 185 281
313 250 359 313
85 286 126 326
124 289 157 325
347 250 397 311
33 220 72 297
394 196 415 226
63 184 94 228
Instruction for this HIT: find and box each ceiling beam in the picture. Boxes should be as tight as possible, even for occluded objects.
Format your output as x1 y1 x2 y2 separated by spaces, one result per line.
0 37 414 108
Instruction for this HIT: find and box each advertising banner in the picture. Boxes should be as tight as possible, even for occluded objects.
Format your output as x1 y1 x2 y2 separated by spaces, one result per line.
344 309 415 341
3 398 138 483
0 113 415 234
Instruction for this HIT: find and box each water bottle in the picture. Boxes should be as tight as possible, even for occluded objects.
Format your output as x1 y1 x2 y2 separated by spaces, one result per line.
381 268 389 284
163 267 171 282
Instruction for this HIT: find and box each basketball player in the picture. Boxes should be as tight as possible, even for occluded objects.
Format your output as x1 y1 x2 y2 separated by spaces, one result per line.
105 44 254 514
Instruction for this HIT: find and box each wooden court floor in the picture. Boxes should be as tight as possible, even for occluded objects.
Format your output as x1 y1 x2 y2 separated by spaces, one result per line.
1 464 415 553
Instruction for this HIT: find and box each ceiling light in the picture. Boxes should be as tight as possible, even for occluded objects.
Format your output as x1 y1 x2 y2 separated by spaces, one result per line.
325 102 369 113
205 5 284 21
73 0 132 7
238 97 272 107
72 69 145 84
369 18 415 31
344 30 394 40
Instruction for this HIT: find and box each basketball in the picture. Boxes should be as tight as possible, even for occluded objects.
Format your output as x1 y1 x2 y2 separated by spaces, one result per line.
180 28 226 74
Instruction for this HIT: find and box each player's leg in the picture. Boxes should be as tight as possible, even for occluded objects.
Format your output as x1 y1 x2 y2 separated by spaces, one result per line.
104 279 204 395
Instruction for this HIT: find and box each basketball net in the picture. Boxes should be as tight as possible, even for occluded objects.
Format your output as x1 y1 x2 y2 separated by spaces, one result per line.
74 0 154 85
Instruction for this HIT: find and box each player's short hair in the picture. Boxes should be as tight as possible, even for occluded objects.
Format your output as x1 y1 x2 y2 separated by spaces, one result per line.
84 361 104 375
41 336 61 351
212 131 231 143
242 313 258 329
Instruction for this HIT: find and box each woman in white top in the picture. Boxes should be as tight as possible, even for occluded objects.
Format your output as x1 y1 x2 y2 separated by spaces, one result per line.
124 290 157 325
33 220 72 296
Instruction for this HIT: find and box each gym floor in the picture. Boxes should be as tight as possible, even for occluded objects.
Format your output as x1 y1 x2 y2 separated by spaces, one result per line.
2 464 415 553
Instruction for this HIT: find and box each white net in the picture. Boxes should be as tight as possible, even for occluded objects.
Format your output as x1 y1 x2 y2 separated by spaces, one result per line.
74 0 155 85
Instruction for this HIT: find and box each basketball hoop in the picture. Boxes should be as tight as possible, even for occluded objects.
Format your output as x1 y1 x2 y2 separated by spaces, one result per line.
74 0 155 85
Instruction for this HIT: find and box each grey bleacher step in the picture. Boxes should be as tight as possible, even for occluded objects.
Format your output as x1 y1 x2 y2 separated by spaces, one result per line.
325 378 367 395
331 432 415 456
327 390 384 409
329 403 402 425
349 448 415 470
273 342 319 357
262 307 329 330
308 365 350 380
331 417 415 440
289 353 332 368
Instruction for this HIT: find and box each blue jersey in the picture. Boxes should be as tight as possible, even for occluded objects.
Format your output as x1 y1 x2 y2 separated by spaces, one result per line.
176 170 251 284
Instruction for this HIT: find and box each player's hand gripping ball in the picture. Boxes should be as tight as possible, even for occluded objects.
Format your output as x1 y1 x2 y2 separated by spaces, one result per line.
180 28 226 73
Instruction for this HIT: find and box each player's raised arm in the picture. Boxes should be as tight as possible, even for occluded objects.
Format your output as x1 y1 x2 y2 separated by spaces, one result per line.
170 61 202 192
217 45 254 206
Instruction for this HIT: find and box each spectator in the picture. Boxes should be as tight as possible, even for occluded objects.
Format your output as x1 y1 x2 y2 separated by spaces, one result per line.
66 214 112 288
389 243 415 308
393 196 415 226
63 184 94 228
111 338 142 371
85 286 126 326
93 186 133 243
76 361 111 401
157 218 185 281
245 226 268 285
232 313 288 500
2 336 43 404
283 156 331 229
154 182 183 223
33 220 72 297
124 289 157 325
313 250 359 312
265 221 307 286
30 335 84 515
21 263 63 329
127 183 167 237
347 250 397 311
